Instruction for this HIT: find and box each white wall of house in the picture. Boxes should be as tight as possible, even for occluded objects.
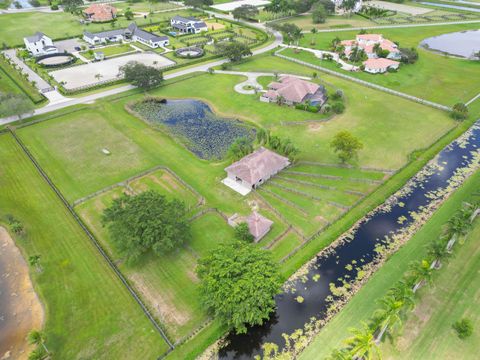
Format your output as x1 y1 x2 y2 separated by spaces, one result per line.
83 34 123 45
24 35 54 56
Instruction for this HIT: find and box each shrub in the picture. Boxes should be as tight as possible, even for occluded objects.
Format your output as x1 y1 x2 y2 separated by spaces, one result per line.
50 3 59 9
332 102 345 114
453 318 473 339
331 89 344 101
450 102 468 121
234 222 254 242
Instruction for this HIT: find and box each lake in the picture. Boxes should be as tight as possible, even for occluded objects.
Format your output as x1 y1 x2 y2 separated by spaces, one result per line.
421 29 480 58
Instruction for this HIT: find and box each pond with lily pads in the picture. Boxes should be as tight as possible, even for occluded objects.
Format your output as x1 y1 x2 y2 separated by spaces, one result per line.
131 99 255 160
420 30 480 59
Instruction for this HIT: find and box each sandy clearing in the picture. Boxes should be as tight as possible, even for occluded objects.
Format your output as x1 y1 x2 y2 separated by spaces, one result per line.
49 53 175 90
0 227 44 360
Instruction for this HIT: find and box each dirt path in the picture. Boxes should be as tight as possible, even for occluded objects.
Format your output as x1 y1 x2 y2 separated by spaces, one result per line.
0 227 44 360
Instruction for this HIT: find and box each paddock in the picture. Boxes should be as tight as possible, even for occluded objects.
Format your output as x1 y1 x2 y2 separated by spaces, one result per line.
49 52 174 90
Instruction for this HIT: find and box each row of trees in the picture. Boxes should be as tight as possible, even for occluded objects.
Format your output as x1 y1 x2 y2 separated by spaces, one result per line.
328 201 479 360
257 129 300 160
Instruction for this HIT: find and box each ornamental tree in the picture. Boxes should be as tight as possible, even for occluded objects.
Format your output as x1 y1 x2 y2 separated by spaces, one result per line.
119 61 164 90
102 191 191 264
330 131 363 163
197 241 282 333
216 41 252 62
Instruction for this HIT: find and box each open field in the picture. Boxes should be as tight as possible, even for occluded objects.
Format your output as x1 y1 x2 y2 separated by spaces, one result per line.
0 9 203 47
114 1 182 13
76 186 234 341
271 14 376 30
0 55 44 103
80 43 135 60
0 133 169 359
10 61 470 358
382 221 480 359
299 169 480 359
295 23 480 105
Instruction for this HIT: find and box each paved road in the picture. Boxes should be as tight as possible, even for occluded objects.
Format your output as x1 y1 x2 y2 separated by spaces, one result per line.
3 49 51 91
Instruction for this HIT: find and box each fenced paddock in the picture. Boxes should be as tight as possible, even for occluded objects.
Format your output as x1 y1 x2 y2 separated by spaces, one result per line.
49 53 174 90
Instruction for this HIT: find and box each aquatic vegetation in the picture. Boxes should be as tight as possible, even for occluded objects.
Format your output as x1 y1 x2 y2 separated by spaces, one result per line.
130 99 255 160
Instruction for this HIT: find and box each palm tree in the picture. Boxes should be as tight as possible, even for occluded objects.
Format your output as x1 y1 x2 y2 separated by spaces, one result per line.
28 330 49 355
427 239 450 268
409 260 434 293
373 295 404 343
28 348 44 360
344 322 381 360
388 280 415 311
95 73 103 81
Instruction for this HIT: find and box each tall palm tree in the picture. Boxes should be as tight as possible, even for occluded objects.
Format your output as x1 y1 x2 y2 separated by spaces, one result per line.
427 239 451 268
409 260 434 293
328 348 352 360
28 348 44 360
28 330 49 355
388 280 415 311
344 323 381 360
374 295 404 342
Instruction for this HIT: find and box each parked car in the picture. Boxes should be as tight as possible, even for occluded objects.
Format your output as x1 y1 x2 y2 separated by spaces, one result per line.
74 46 81 51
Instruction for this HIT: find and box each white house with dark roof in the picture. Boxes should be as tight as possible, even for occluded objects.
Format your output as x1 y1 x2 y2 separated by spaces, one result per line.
83 23 169 48
222 147 290 195
24 32 58 56
170 15 208 34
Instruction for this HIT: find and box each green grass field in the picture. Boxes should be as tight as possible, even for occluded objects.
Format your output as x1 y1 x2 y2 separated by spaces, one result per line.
299 169 480 359
295 23 480 105
0 56 45 104
80 44 135 60
271 14 375 30
76 186 235 341
0 133 169 359
0 9 202 47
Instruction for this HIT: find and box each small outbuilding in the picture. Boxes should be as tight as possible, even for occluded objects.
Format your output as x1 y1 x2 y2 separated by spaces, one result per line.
222 147 290 195
246 211 273 242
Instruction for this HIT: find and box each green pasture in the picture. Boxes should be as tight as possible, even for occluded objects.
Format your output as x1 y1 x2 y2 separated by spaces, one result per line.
0 134 169 359
295 23 480 105
299 170 480 359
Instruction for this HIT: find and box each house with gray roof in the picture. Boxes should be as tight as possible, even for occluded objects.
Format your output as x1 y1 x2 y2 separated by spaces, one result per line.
170 15 208 34
83 23 169 48
222 147 290 195
24 32 58 56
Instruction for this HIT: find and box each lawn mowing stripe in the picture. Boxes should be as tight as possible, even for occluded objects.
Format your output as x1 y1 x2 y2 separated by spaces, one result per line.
8 129 175 351
283 170 343 180
269 181 351 210
260 188 309 215
296 161 395 174
276 175 367 196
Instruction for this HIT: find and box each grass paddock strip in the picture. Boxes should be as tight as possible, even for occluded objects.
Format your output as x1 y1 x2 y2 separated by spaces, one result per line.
7 129 176 352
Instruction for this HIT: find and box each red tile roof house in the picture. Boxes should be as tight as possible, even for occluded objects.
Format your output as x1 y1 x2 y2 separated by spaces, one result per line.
83 4 118 23
260 76 327 107
247 212 273 242
340 34 401 61
222 147 290 196
363 58 400 74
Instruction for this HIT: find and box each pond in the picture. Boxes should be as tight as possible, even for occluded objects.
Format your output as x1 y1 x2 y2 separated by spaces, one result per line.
131 99 255 160
420 29 480 59
219 121 480 359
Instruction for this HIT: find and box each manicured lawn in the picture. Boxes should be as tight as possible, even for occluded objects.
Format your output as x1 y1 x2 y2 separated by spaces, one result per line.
0 133 169 359
296 23 480 105
271 14 375 30
80 44 135 60
0 56 44 103
299 170 480 360
114 1 182 12
129 168 201 210
76 189 235 341
381 220 480 359
0 9 202 47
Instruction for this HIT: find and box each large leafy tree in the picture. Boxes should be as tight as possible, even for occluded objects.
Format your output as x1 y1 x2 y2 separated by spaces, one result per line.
216 41 252 62
232 4 259 20
119 61 164 90
102 191 191 264
63 0 83 13
330 131 363 163
274 23 303 45
197 241 282 333
312 3 327 24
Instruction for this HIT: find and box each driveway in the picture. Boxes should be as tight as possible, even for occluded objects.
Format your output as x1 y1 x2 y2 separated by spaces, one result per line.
3 49 52 92
55 39 84 53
